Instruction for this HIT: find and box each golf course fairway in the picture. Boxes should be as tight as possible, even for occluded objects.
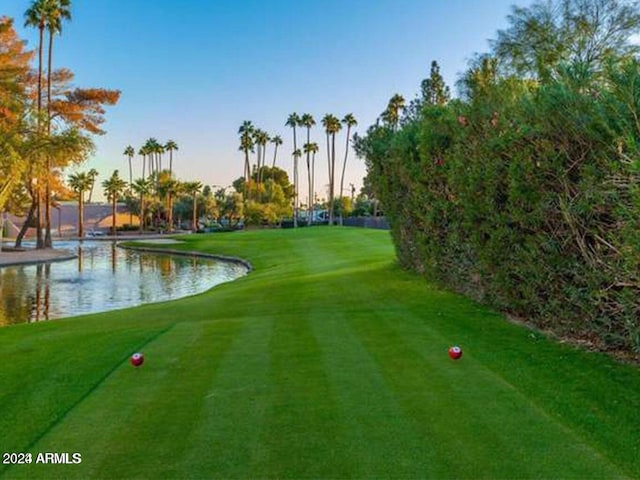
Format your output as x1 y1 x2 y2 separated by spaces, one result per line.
1 227 638 479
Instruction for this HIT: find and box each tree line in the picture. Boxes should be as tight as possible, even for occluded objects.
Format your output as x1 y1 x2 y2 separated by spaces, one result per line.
68 139 248 236
355 0 640 352
237 112 357 227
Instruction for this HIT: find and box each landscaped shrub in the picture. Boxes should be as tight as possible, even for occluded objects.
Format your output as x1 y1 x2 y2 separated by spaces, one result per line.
357 52 640 351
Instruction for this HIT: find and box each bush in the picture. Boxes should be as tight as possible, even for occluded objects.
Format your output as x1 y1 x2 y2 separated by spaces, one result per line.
359 61 640 352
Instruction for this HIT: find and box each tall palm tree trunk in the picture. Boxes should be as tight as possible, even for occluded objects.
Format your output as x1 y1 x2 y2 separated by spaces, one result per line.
128 157 133 225
293 127 298 228
112 196 117 236
35 23 44 249
255 145 260 188
244 150 250 199
139 194 144 233
168 194 174 232
325 132 331 224
329 133 336 225
44 29 54 248
311 152 316 224
306 129 312 226
272 143 278 167
78 191 84 238
192 194 197 232
339 125 351 226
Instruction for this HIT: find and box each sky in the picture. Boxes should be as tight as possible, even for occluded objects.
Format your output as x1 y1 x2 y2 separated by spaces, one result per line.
3 0 531 203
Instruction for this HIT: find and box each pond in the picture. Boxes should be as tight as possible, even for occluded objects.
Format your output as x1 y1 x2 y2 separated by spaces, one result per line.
0 241 248 327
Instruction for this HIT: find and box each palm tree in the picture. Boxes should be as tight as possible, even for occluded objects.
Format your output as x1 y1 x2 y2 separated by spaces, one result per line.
123 145 135 225
286 113 301 227
132 177 151 233
157 171 180 232
25 0 48 248
42 0 71 247
155 142 165 177
292 148 302 225
138 146 147 179
300 114 315 225
86 168 98 203
254 129 270 185
303 142 319 225
143 138 159 179
102 170 127 236
322 114 342 225
383 93 405 130
238 121 254 198
165 139 178 176
339 113 357 225
123 145 134 186
183 181 202 232
67 171 91 238
271 135 282 167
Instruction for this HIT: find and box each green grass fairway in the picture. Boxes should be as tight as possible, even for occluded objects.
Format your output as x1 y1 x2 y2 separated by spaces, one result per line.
1 227 639 479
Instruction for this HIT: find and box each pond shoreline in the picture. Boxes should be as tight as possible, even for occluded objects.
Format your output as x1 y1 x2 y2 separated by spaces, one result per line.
117 244 253 272
0 248 77 268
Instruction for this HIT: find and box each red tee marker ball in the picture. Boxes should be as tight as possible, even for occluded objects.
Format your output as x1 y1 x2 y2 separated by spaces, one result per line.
448 346 463 360
130 352 144 367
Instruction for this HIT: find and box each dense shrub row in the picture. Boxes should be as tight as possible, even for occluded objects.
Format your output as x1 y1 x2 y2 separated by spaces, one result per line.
357 2 640 351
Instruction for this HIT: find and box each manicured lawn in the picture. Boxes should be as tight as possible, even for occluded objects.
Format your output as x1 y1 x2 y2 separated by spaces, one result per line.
0 227 638 479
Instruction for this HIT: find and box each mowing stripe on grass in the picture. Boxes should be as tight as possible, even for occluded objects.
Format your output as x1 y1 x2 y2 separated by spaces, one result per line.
258 312 349 478
310 309 438 478
176 316 274 477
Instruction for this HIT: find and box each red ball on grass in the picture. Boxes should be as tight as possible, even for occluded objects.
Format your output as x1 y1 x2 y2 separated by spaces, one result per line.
448 346 463 360
130 352 144 367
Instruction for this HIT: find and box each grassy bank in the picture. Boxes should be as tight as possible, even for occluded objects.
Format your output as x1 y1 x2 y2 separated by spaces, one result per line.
0 227 638 479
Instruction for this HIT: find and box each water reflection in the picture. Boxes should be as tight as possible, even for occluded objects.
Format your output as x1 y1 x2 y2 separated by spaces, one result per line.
0 241 247 326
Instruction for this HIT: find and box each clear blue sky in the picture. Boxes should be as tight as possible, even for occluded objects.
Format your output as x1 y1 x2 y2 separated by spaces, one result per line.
3 0 529 202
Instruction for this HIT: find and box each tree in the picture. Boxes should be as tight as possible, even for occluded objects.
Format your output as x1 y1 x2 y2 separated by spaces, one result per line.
286 113 301 227
222 192 244 226
123 145 134 224
143 138 160 179
322 113 342 225
238 121 254 199
123 145 134 186
303 142 319 225
291 148 302 222
24 0 48 248
165 139 178 176
0 17 32 234
183 181 202 231
86 168 98 203
254 129 269 185
422 60 450 106
381 94 405 130
43 0 71 247
67 171 91 237
131 177 151 233
157 170 180 231
492 0 640 81
101 170 126 235
339 113 357 225
300 113 315 225
270 135 282 167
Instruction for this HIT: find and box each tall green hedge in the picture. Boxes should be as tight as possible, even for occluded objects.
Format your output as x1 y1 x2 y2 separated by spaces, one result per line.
358 61 640 351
